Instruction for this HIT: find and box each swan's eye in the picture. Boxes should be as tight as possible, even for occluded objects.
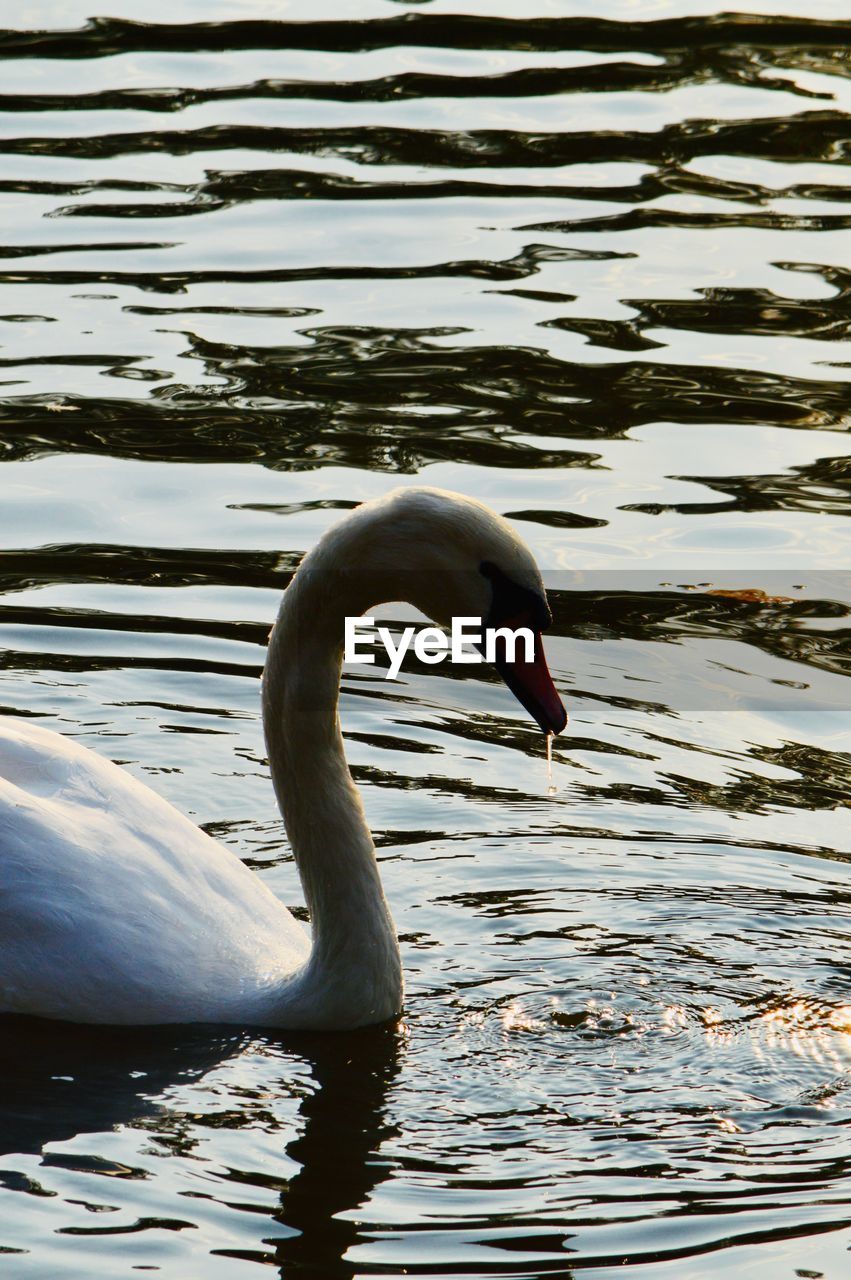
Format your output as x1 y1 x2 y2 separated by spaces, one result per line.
480 561 552 631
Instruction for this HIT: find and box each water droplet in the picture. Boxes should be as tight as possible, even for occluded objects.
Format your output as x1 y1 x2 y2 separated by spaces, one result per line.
545 732 557 795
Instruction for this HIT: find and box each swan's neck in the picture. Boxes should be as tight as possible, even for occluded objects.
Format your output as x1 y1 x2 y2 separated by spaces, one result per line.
262 565 403 1028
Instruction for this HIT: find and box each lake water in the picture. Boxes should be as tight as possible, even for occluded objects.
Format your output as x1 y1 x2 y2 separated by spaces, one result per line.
0 2 849 1276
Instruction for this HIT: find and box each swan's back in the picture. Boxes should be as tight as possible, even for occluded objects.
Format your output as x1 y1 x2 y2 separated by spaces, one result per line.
0 719 309 1024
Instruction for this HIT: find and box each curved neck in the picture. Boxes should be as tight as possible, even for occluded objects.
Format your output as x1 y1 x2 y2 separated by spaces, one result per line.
262 566 403 1028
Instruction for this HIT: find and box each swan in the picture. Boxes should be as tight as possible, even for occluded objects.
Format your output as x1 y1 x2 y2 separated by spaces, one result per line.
0 488 566 1029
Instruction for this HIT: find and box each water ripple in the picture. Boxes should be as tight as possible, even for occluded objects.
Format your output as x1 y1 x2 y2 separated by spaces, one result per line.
0 5 849 1277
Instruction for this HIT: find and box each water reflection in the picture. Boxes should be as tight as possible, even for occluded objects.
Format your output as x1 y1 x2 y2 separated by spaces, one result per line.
4 325 849 477
0 1017 402 1277
263 1028 401 1278
0 1017 248 1159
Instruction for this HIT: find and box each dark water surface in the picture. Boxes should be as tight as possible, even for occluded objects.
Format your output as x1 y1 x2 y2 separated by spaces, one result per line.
0 2 849 1276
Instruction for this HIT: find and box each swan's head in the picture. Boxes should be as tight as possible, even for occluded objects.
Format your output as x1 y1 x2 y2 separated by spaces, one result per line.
325 487 567 736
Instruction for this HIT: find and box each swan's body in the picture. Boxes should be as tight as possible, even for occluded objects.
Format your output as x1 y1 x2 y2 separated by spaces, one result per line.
0 718 312 1024
0 488 565 1028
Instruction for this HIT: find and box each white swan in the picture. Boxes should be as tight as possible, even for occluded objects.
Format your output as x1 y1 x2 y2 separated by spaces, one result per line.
0 488 566 1029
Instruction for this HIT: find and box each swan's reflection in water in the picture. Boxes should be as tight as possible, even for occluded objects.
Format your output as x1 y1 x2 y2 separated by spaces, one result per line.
0 1016 245 1159
268 1026 402 1277
0 1016 401 1275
